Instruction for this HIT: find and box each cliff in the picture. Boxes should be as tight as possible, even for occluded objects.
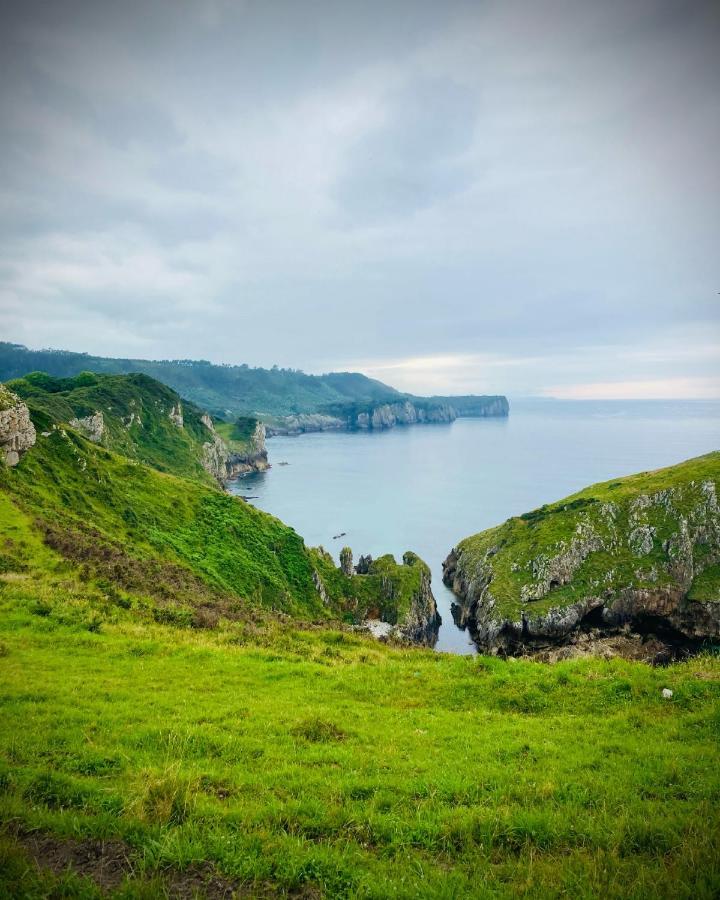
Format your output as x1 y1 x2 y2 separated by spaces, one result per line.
206 415 269 480
267 394 507 435
0 385 36 467
311 548 440 646
443 453 720 658
5 371 267 488
0 375 436 644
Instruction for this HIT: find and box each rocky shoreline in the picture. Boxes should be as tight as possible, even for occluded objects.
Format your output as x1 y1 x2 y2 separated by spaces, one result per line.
443 456 720 659
266 396 509 436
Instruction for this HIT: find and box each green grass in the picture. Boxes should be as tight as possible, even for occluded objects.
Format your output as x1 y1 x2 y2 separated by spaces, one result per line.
0 376 435 629
0 590 718 898
214 416 261 454
2 379 719 896
8 371 221 486
453 453 720 621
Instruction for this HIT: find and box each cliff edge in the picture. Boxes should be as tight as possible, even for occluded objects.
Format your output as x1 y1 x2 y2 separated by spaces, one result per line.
443 453 720 658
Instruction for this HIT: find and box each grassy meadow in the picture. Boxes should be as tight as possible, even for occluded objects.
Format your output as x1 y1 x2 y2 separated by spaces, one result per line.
0 583 719 898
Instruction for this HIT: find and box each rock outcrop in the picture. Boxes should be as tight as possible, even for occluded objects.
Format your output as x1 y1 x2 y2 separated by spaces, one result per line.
353 551 441 647
340 546 353 577
443 454 720 657
200 414 268 484
265 414 345 436
227 421 269 478
169 403 184 428
355 400 456 430
0 386 36 466
394 553 442 645
266 395 508 436
69 411 105 444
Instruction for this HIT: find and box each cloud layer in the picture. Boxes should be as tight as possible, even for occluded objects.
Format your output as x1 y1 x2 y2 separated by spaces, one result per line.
0 0 718 396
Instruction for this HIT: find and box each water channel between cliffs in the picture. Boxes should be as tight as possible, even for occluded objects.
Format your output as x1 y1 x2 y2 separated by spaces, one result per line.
229 400 720 654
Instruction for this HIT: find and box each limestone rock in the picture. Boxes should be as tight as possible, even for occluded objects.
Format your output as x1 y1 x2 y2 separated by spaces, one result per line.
69 411 105 443
443 458 720 657
0 386 36 466
340 546 353 577
629 525 655 557
169 403 184 428
201 434 229 484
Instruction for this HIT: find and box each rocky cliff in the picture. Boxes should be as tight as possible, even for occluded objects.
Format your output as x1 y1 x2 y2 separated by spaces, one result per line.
0 385 36 467
211 416 269 479
354 400 456 429
443 453 720 657
266 396 507 435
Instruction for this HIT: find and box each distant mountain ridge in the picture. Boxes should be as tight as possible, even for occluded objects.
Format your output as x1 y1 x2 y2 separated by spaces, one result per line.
0 342 508 424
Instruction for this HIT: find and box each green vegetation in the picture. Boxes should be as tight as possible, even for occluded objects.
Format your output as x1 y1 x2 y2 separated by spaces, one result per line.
0 342 403 418
8 371 221 486
214 416 260 454
0 374 432 626
0 594 718 898
452 453 720 621
2 376 719 896
0 342 508 421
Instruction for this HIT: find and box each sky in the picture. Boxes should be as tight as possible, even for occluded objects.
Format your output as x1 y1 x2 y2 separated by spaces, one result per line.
0 0 718 399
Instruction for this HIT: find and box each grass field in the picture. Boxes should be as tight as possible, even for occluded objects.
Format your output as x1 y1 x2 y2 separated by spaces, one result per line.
1 585 719 898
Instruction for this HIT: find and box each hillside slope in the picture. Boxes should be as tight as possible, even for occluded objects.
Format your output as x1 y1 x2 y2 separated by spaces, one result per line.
0 377 438 638
443 453 720 656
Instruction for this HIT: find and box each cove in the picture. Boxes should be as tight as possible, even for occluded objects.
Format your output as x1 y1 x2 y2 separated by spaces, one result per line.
230 399 720 653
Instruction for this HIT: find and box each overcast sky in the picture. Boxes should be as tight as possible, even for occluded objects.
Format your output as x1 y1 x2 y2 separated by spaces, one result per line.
1 0 718 398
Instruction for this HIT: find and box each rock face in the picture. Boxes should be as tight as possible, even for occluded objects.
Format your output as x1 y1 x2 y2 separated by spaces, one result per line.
0 386 36 466
227 421 269 479
395 553 442 645
354 551 441 647
200 415 268 484
355 401 456 430
443 454 720 657
266 396 509 436
169 403 184 428
69 411 105 444
340 546 353 577
265 414 344 436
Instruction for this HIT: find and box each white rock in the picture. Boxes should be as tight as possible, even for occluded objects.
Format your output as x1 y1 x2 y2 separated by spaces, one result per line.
661 688 673 700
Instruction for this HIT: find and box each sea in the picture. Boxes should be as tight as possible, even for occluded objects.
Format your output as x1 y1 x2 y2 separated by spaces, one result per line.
229 399 720 653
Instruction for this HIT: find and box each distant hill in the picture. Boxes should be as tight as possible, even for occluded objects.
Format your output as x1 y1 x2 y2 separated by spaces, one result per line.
0 342 508 423
0 342 401 418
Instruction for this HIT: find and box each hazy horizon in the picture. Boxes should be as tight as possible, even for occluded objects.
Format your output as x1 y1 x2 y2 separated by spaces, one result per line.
1 0 718 399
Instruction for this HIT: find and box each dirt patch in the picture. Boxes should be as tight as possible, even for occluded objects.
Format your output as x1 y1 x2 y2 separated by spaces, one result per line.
19 833 134 892
162 862 266 898
13 831 317 897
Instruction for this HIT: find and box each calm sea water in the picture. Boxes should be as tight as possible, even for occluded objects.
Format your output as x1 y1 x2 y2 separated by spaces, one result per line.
230 400 720 654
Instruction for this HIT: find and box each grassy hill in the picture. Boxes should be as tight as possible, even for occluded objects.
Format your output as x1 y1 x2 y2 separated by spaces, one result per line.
7 371 225 486
1 378 719 896
0 342 508 423
0 581 719 897
0 374 437 629
0 342 403 418
444 453 720 655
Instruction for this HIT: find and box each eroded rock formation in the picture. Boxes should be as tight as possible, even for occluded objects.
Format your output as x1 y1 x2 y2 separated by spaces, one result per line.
0 386 36 466
443 456 720 657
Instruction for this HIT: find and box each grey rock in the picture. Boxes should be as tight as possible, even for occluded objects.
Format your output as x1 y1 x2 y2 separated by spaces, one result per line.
69 411 105 443
169 403 184 428
0 387 36 466
340 546 353 577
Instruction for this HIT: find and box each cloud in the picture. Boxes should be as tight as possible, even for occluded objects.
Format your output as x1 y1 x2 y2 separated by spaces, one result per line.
0 0 718 394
